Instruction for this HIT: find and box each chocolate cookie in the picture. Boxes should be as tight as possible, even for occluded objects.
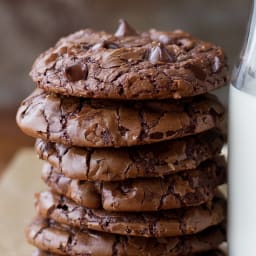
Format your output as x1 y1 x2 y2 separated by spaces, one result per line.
35 191 226 237
36 130 224 181
16 89 225 147
27 217 226 256
41 158 226 211
32 249 226 256
30 19 228 100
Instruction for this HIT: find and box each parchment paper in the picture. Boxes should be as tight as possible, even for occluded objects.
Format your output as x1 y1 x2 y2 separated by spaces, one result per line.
0 149 44 256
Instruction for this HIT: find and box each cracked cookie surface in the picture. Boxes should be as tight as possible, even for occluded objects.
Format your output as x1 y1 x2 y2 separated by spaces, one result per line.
16 89 225 147
36 130 224 181
30 20 228 100
35 190 226 237
41 158 226 211
26 217 226 256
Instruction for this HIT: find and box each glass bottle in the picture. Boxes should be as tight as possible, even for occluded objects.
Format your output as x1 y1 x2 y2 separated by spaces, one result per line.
229 1 256 254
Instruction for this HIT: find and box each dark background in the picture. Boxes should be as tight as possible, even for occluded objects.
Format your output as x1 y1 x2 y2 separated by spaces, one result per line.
0 0 252 170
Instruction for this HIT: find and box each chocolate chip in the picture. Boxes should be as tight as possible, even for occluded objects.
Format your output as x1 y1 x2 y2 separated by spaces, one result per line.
91 43 104 51
212 56 222 73
185 63 206 80
115 19 138 37
103 41 120 49
149 43 175 63
65 64 88 82
92 41 120 51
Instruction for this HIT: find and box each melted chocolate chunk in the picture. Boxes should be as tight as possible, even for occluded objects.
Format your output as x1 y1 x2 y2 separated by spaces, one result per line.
185 63 207 80
65 63 88 82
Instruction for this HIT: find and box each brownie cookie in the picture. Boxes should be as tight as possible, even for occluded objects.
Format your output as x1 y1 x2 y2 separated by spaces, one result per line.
30 19 228 100
42 158 226 211
36 191 226 237
27 217 226 256
36 130 224 181
32 249 226 256
16 89 225 147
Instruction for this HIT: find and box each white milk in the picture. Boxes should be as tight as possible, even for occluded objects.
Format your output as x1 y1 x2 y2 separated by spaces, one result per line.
229 84 256 255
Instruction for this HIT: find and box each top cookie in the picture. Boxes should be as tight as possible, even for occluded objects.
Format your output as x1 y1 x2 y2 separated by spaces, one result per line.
30 19 228 100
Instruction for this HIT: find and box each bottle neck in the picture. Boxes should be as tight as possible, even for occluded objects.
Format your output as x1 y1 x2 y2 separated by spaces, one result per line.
232 1 256 94
243 1 256 68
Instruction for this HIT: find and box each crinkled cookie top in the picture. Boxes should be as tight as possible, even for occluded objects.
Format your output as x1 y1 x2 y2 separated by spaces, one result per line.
30 19 228 100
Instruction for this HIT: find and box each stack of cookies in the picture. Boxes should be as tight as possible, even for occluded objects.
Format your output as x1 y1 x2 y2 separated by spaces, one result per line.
17 20 228 256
